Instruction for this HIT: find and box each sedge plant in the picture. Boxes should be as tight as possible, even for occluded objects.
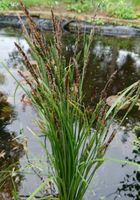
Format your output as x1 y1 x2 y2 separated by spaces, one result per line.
12 1 140 199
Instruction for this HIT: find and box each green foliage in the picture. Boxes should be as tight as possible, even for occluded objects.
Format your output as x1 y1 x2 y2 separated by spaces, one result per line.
109 5 137 19
1 0 140 20
22 0 58 7
94 17 105 25
67 1 94 13
133 0 140 5
99 0 137 19
0 0 18 10
34 0 140 20
0 0 58 10
86 17 105 25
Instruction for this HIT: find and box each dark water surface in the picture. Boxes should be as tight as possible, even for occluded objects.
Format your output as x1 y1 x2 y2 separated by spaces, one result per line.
0 28 140 199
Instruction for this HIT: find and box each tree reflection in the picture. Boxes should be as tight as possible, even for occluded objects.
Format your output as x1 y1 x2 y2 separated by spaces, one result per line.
83 39 140 107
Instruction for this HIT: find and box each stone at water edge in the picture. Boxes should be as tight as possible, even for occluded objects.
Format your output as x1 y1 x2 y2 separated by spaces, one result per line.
106 95 130 110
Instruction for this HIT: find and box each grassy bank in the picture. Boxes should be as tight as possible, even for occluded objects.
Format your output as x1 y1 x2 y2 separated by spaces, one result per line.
1 0 140 20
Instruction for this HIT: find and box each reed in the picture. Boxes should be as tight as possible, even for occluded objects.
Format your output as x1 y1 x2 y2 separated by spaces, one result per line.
14 1 140 199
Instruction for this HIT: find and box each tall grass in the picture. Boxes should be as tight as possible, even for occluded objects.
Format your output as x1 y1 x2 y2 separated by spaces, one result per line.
13 1 140 199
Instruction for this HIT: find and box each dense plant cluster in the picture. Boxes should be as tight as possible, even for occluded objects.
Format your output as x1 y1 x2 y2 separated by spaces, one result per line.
10 1 140 199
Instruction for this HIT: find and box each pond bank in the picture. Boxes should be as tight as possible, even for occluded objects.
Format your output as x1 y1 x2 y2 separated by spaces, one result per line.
0 14 140 37
1 10 140 26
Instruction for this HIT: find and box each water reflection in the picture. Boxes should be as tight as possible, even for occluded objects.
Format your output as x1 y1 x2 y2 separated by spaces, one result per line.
0 28 45 197
64 34 140 109
0 97 24 200
83 42 140 107
110 148 140 200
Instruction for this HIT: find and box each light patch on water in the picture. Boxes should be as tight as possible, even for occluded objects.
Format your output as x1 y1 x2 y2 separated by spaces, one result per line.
93 42 112 64
117 50 140 70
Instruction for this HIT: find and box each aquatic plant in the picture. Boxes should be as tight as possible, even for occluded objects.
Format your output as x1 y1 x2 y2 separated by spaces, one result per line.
10 1 140 199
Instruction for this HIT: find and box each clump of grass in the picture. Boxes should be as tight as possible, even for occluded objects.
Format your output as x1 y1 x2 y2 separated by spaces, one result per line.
97 0 137 19
12 1 140 199
67 1 94 13
109 5 137 19
0 0 18 10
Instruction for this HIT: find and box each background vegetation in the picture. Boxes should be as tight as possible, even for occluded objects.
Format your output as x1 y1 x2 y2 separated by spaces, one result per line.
0 0 140 19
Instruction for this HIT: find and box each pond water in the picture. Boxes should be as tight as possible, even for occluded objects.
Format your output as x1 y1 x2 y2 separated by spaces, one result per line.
0 28 140 200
